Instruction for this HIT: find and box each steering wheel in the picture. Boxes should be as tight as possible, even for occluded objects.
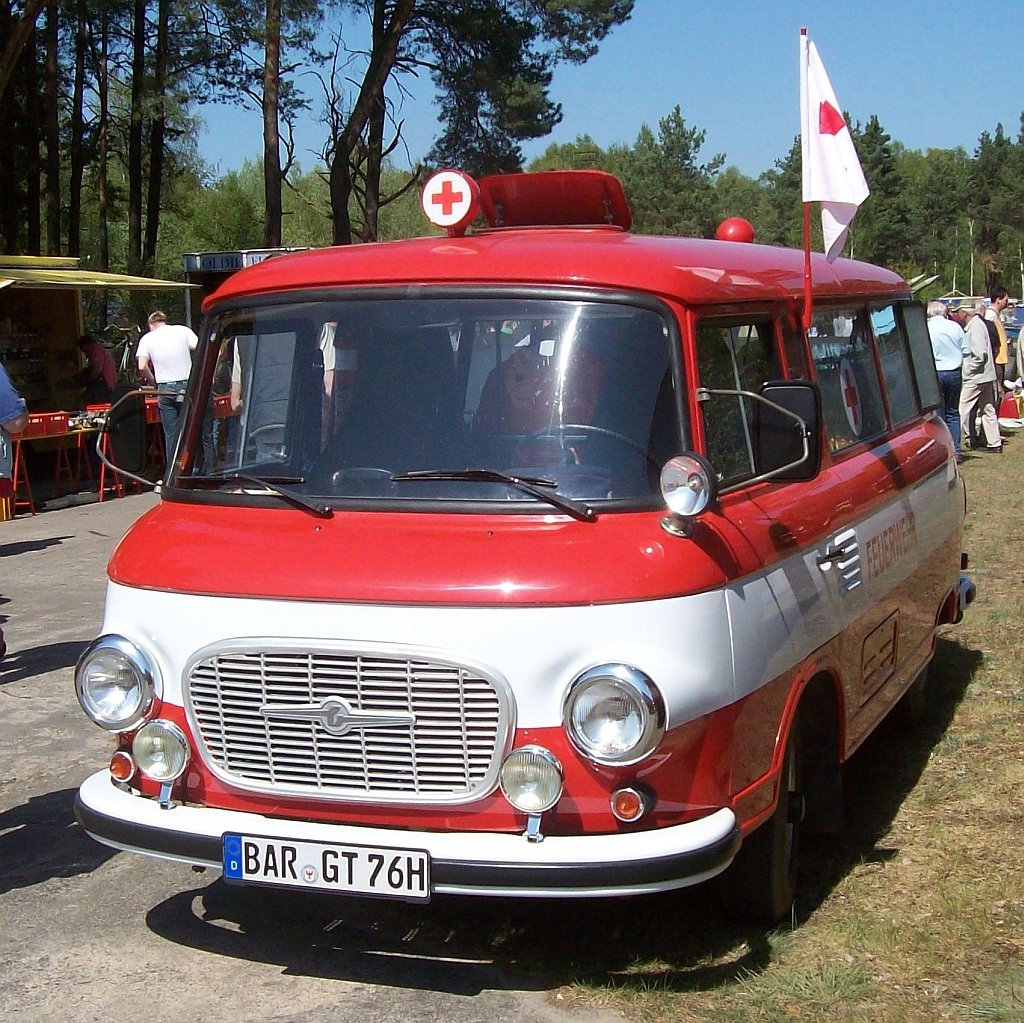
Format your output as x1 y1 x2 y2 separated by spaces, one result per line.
519 423 658 467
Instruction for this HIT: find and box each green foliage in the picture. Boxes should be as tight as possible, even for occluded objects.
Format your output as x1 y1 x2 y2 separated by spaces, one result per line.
754 138 804 248
609 107 724 237
847 115 911 266
422 0 635 175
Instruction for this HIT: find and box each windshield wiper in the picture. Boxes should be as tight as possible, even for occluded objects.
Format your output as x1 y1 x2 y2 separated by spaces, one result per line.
391 469 597 523
176 472 332 519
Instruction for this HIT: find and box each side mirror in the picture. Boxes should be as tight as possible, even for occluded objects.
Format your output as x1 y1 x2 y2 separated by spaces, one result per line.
752 380 822 482
99 390 149 479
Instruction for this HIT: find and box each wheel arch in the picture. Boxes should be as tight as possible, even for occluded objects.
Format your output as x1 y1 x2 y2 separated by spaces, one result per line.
787 670 845 834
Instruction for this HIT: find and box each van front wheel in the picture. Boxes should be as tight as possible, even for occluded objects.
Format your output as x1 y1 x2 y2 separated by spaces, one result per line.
719 723 803 925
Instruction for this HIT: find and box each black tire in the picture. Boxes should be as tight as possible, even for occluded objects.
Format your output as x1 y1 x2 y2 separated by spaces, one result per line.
719 720 803 925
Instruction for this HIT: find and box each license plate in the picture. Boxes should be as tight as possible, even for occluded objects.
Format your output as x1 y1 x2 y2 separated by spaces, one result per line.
222 833 430 902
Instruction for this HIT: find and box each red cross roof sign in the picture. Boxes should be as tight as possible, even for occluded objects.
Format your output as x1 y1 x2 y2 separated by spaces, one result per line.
421 170 481 236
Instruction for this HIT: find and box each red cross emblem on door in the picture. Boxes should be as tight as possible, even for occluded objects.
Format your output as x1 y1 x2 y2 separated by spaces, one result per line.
839 357 863 436
421 170 480 235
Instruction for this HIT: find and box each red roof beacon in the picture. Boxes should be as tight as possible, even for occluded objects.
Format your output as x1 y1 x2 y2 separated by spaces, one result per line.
421 170 481 237
715 217 755 243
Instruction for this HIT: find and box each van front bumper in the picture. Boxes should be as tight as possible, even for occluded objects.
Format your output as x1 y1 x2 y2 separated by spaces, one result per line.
75 770 741 898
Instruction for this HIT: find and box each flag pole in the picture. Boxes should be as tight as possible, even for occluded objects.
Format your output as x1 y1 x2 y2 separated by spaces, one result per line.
803 204 813 330
800 28 813 331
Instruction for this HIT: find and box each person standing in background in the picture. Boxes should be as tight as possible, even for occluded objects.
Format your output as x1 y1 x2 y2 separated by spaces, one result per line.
927 300 971 459
136 310 198 456
75 334 117 405
0 362 27 658
959 301 1002 452
985 285 1010 393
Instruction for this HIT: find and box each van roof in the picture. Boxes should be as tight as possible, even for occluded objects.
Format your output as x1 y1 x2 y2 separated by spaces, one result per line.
205 227 907 313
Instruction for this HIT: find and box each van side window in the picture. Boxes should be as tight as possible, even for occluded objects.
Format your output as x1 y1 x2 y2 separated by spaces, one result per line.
781 312 810 377
696 318 781 484
900 302 941 411
871 304 917 426
809 307 887 452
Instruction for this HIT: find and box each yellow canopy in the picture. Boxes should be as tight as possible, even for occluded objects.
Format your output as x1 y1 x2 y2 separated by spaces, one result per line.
0 256 196 290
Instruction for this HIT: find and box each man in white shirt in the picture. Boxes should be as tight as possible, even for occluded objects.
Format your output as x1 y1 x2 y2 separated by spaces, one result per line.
927 300 971 458
137 310 199 455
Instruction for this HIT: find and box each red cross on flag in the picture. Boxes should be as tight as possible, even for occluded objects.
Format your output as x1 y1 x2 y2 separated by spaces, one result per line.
800 31 869 262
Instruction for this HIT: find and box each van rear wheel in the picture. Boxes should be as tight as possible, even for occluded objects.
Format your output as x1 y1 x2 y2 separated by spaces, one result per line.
719 722 803 925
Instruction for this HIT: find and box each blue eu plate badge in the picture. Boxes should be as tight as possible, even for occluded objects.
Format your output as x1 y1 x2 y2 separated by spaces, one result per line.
223 833 243 879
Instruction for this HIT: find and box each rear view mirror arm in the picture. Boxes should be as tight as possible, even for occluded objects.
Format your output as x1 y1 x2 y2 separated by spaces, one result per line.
696 386 812 493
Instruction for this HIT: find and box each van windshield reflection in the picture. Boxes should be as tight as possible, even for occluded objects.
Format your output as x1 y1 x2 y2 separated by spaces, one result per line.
178 297 681 509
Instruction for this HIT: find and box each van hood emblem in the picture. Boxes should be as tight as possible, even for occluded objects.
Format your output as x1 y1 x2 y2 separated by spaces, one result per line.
259 697 415 737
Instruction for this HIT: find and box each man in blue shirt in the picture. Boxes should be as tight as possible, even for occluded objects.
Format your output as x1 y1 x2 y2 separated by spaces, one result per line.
927 300 972 458
0 363 26 659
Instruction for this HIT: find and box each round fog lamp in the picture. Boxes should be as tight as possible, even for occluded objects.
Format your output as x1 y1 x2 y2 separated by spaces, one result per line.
499 746 563 814
132 720 190 783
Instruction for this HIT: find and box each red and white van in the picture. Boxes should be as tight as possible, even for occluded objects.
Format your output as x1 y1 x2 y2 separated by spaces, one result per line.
75 169 973 923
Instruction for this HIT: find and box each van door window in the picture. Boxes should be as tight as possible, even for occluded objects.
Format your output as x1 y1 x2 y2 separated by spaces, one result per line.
809 307 887 452
871 304 917 426
696 318 781 484
900 302 941 411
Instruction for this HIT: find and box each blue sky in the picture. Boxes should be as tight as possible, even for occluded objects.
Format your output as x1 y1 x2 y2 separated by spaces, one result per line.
199 0 1022 180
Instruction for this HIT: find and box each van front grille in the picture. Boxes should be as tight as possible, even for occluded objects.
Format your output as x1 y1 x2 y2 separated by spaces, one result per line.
185 648 508 803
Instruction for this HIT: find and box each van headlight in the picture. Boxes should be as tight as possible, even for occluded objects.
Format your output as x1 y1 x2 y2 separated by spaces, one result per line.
75 635 158 731
564 664 665 765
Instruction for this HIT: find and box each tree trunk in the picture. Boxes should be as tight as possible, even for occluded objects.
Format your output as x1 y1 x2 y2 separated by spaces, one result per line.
127 0 147 274
362 97 385 243
143 0 168 275
23 22 40 254
328 0 414 245
43 0 60 254
360 0 387 244
97 11 110 272
0 0 45 102
67 0 87 256
262 0 282 247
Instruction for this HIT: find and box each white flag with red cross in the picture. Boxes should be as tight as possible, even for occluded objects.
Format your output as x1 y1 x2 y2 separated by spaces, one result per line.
800 31 870 262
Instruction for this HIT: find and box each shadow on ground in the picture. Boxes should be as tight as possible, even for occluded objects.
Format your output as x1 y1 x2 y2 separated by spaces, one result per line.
0 788 116 895
0 535 72 558
0 640 89 686
141 636 980 996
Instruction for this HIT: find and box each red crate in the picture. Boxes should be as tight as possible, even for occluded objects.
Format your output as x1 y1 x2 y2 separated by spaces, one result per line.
18 414 48 438
39 411 70 435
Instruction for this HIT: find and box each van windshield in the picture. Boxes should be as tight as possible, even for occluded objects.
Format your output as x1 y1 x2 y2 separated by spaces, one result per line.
179 296 682 508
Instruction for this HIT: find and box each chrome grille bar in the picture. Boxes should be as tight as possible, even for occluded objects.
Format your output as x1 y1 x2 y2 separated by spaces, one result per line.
185 646 510 804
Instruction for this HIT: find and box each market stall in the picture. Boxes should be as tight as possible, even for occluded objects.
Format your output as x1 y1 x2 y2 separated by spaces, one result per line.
0 255 196 516
1 254 196 408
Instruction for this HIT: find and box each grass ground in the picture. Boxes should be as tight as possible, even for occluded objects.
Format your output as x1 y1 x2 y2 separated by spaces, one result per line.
537 429 1023 1022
